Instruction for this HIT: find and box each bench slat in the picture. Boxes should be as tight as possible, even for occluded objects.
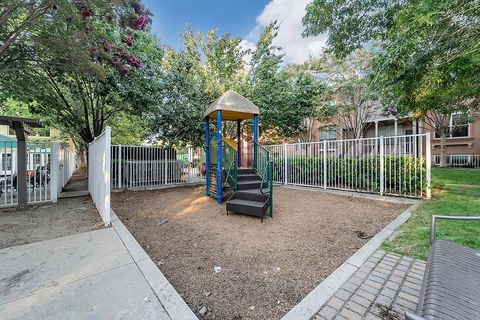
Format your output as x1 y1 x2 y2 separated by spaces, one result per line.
416 240 480 320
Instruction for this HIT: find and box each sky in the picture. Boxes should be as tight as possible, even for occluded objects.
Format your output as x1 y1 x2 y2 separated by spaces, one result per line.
143 0 327 65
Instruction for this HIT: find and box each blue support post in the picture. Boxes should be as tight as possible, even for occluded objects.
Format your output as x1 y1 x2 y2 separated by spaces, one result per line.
253 114 258 170
205 117 210 196
237 120 241 168
217 111 223 204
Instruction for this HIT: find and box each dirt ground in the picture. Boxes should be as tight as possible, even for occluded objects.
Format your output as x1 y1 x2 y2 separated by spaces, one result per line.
0 196 103 249
112 186 409 320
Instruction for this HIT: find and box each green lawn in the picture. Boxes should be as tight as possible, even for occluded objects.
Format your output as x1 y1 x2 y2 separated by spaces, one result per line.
382 167 480 260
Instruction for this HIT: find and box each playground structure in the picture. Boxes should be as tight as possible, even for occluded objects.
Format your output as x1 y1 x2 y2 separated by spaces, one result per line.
204 90 273 220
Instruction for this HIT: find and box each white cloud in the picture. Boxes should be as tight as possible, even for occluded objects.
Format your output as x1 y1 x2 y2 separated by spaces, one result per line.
242 0 327 65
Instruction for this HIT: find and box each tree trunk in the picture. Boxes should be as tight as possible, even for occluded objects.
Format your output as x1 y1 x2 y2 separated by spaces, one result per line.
439 133 447 167
78 145 87 164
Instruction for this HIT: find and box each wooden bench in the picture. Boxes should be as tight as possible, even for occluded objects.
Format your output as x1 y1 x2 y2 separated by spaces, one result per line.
406 215 480 320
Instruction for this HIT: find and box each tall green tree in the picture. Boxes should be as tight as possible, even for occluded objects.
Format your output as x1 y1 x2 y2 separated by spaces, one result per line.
302 0 404 58
1 0 160 147
303 0 480 165
372 0 480 166
246 21 324 142
148 29 246 148
148 23 324 147
302 49 377 139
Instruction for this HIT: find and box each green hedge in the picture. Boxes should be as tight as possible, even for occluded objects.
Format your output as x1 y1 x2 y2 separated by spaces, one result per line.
271 155 426 196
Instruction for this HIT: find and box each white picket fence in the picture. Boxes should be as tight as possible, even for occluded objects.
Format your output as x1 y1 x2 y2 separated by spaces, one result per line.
88 127 111 225
51 142 76 202
433 154 480 168
110 145 205 190
0 140 76 207
264 134 431 199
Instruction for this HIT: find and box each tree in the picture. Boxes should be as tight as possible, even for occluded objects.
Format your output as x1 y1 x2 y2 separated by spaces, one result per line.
0 98 51 137
303 0 480 165
148 29 247 148
302 0 404 58
246 21 324 142
109 112 147 145
371 0 480 166
303 49 376 139
1 0 160 148
148 22 324 147
148 48 209 148
0 0 57 65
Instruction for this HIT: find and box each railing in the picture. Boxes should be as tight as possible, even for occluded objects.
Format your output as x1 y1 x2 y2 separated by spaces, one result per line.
89 127 111 225
222 141 237 191
264 134 431 199
433 154 480 168
111 145 205 189
0 140 56 207
254 142 273 217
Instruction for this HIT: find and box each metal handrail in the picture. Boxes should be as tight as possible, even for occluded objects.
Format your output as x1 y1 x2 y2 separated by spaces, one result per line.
255 142 273 218
258 160 274 218
222 141 237 191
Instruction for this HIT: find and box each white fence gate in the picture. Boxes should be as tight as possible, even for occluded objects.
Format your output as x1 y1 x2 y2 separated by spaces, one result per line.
111 145 205 190
88 127 111 225
265 134 431 199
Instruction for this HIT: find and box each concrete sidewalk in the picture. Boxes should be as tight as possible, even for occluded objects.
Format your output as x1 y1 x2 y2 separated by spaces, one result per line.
0 228 170 320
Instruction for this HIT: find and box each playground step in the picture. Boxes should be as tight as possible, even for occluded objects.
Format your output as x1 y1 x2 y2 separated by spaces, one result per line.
237 180 262 190
225 169 271 220
237 168 255 175
226 198 269 219
236 190 269 202
240 188 270 195
237 173 261 181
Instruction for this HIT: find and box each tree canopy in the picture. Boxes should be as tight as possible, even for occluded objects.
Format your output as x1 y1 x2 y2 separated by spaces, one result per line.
303 0 480 166
303 0 480 115
301 49 377 139
0 0 159 147
148 21 325 147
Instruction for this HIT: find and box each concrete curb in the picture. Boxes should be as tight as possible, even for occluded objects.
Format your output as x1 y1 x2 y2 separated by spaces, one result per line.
110 209 198 320
281 202 420 320
112 182 204 193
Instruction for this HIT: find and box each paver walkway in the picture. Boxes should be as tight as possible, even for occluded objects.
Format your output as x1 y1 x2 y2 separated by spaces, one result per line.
0 228 171 320
315 250 426 320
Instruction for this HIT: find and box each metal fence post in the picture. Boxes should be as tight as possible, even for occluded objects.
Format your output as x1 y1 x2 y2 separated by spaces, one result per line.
379 136 384 196
323 140 327 190
426 134 431 199
118 145 122 189
164 149 168 185
283 143 288 185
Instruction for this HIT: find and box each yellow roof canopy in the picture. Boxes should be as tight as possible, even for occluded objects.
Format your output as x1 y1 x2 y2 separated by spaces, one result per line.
205 90 260 121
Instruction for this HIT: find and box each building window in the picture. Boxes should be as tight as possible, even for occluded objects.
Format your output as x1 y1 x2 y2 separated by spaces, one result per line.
435 113 469 138
451 114 469 137
320 125 337 141
1 154 12 171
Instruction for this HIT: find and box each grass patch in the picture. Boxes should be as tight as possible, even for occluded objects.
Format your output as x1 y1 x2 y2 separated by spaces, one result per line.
431 167 480 185
383 167 480 260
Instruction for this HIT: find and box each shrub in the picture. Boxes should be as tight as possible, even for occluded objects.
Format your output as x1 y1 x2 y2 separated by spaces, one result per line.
271 155 425 196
